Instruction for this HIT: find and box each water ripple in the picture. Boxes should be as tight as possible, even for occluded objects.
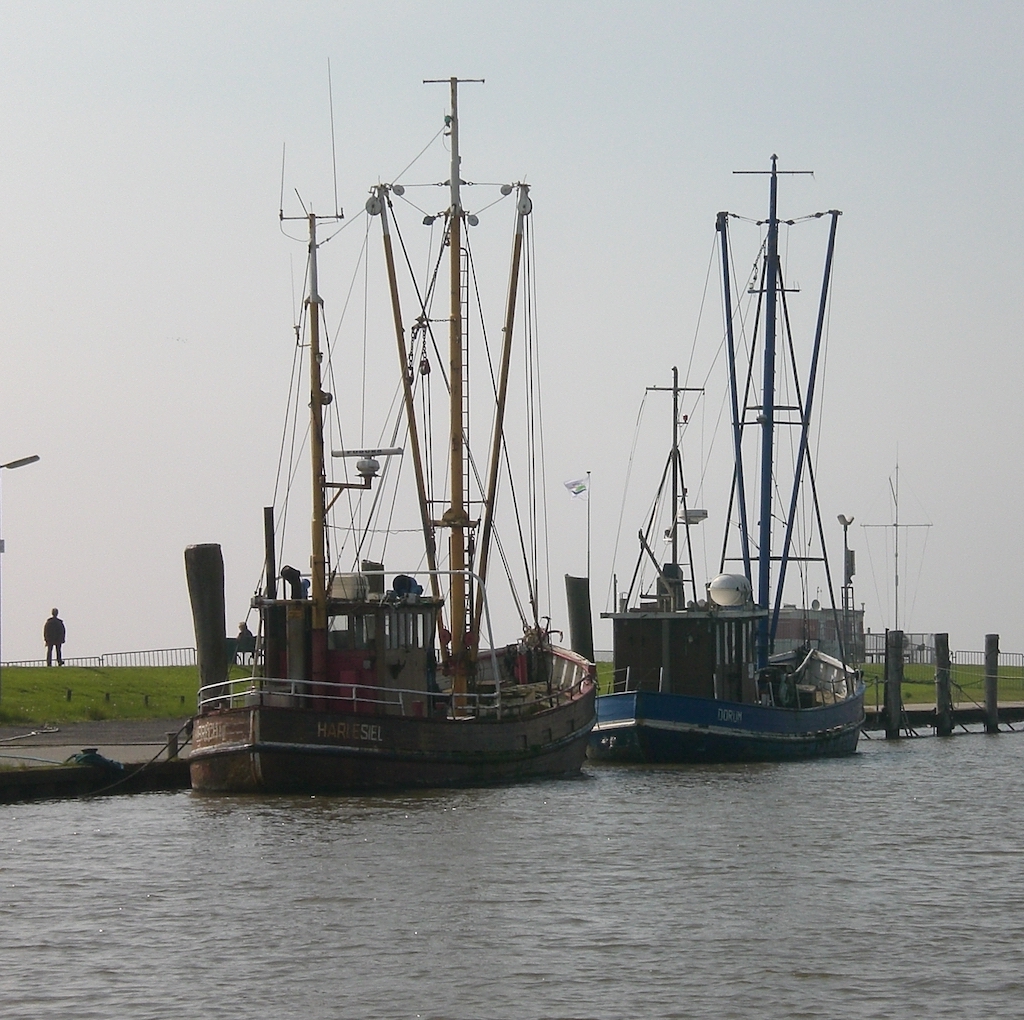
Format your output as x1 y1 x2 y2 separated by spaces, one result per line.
2 738 1024 1017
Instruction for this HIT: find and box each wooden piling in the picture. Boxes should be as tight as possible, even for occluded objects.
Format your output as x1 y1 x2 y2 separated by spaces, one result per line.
184 543 229 698
934 632 953 736
262 506 287 679
885 629 903 739
564 575 595 664
985 633 999 734
166 731 179 760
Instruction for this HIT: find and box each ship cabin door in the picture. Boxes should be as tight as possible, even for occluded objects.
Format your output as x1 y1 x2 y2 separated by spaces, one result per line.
381 606 438 717
713 617 758 704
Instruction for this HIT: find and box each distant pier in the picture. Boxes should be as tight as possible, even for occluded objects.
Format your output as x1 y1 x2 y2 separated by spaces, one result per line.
862 702 1024 734
862 630 1024 736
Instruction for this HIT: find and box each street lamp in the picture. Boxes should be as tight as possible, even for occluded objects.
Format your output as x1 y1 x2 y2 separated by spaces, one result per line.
0 454 41 707
837 514 855 662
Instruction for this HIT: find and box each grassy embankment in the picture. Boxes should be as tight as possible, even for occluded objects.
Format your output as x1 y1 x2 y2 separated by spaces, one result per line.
5 661 1019 724
860 662 1024 707
0 665 250 725
595 661 1024 705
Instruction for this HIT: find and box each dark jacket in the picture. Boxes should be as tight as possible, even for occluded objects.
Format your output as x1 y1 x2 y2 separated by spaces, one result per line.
43 617 65 645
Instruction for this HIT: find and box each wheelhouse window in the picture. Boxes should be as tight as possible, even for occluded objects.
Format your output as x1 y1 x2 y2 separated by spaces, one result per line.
385 609 434 650
328 613 376 650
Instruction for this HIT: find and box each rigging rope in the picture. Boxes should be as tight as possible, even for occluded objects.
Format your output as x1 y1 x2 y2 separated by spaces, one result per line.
606 392 648 612
388 125 447 189
530 216 554 621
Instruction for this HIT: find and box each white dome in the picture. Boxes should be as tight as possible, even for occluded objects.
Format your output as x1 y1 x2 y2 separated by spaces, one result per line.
708 573 752 607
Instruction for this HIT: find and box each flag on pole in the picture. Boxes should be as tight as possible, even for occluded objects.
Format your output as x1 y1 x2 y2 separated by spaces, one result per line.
564 477 589 499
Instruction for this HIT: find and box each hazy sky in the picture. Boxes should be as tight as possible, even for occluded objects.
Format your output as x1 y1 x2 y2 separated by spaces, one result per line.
1 0 1021 663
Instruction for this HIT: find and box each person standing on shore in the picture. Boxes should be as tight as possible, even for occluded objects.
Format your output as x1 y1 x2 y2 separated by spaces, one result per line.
43 608 65 666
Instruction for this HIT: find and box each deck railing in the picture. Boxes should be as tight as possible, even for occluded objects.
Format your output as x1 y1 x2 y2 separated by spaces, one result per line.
198 650 593 721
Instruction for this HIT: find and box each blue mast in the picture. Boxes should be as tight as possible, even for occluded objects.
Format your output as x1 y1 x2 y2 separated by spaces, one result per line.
716 211 752 584
756 156 780 668
770 209 841 639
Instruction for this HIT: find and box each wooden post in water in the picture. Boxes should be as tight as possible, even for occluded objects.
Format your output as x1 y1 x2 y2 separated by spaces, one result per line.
564 575 595 664
262 506 287 679
884 629 903 739
985 633 1000 734
934 632 953 737
184 543 229 700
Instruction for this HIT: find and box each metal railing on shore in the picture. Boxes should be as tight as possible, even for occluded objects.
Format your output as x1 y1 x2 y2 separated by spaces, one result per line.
1 647 198 668
951 650 1024 670
863 659 1024 715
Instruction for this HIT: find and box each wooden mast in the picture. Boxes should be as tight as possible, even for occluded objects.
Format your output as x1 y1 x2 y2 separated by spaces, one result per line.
376 187 445 628
424 76 481 696
443 76 469 697
471 183 530 645
307 212 329 683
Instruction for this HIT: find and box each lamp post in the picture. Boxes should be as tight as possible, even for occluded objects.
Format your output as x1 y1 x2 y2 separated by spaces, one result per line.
837 514 854 662
0 454 41 706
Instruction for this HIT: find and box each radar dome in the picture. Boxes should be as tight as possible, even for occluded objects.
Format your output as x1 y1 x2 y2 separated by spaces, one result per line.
708 574 752 607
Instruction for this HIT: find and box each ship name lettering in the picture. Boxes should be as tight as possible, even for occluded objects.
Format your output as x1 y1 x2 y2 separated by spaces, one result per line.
317 721 383 743
194 720 226 744
717 708 742 724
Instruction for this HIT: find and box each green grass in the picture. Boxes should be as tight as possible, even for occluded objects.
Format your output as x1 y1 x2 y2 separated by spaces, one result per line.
17 659 1011 723
861 662 934 705
859 662 1024 707
0 665 251 725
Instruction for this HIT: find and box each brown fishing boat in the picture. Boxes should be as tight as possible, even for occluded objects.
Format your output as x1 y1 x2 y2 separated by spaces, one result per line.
187 79 594 792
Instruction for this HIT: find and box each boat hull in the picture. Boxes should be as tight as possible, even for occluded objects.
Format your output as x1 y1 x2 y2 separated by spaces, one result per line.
190 685 595 792
587 687 864 764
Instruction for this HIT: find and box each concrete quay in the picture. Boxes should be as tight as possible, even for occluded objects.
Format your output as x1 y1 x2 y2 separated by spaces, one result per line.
0 718 191 802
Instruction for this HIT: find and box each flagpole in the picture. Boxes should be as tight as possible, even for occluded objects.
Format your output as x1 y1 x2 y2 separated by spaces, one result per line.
586 470 591 582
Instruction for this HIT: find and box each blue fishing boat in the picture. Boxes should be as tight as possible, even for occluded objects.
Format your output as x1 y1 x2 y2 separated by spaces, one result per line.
589 157 864 764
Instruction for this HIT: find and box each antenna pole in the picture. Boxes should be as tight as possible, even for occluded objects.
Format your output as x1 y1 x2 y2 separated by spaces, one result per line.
328 59 340 218
279 143 286 220
894 463 900 632
671 366 679 572
864 462 930 631
647 375 703 608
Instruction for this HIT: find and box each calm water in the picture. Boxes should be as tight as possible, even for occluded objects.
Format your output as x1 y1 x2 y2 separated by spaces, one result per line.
2 734 1023 1019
